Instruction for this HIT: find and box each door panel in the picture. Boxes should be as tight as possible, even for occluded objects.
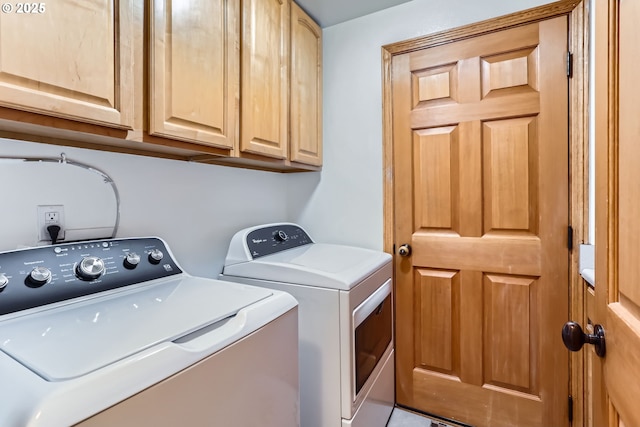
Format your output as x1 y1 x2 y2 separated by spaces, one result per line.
393 18 569 427
290 2 323 166
149 0 238 149
0 0 134 128
595 0 640 425
240 0 290 159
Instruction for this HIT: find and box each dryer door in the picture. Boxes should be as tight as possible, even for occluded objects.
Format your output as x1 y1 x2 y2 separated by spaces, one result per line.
353 279 392 394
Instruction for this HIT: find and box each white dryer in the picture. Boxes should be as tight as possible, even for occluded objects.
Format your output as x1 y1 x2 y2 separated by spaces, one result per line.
220 223 394 427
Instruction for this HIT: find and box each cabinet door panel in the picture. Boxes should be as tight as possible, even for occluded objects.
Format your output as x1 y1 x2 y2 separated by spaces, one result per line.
241 0 290 159
0 0 134 128
290 3 322 166
150 0 238 149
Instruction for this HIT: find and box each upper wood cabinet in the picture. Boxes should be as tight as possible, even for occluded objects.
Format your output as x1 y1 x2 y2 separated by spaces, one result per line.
290 3 322 166
0 0 134 129
237 0 323 168
149 0 238 150
0 0 320 172
240 0 291 159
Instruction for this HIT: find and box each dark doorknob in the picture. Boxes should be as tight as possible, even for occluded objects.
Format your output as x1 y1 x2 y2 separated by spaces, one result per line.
562 321 606 357
398 244 411 257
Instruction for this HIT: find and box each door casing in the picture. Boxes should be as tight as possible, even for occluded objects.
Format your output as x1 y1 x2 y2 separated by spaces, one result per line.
381 0 590 424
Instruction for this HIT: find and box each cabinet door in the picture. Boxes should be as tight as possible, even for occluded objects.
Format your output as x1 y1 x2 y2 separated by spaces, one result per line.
290 3 322 166
149 0 238 149
240 0 290 159
0 0 134 129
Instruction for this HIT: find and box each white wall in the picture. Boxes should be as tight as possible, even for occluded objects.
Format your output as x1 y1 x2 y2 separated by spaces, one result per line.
0 138 288 278
290 0 557 250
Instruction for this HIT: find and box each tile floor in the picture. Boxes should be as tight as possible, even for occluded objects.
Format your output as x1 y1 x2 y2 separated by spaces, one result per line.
386 407 464 427
386 408 431 426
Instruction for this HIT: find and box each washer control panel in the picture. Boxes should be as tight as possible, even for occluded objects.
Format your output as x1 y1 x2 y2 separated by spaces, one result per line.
0 238 182 316
246 224 313 259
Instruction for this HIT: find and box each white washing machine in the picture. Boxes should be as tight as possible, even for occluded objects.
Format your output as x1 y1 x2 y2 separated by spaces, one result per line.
0 237 299 427
220 223 394 427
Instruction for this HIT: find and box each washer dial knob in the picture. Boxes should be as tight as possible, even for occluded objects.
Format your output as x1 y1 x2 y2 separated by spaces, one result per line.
0 273 8 291
124 252 141 269
148 249 164 264
28 266 52 286
77 256 106 281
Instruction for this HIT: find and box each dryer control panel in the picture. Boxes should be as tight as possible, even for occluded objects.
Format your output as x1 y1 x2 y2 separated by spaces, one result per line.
246 224 313 259
0 237 182 316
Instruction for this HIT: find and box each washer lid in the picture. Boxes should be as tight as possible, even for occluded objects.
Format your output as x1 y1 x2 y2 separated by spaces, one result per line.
0 277 272 381
222 243 392 290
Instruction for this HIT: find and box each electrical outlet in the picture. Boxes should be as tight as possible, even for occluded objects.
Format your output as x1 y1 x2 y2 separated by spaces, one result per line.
37 205 66 242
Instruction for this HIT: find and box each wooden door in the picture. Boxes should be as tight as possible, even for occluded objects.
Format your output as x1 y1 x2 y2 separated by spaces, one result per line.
391 18 569 427
240 0 290 159
592 0 640 425
0 0 134 128
149 0 238 149
290 2 322 167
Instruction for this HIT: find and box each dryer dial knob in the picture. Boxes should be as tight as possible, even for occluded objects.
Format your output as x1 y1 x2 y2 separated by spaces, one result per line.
0 273 8 291
77 256 106 281
124 252 141 269
148 249 164 264
28 266 51 286
274 230 289 242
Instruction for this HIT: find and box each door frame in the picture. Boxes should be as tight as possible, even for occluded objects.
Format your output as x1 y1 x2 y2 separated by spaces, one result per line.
381 1 590 424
